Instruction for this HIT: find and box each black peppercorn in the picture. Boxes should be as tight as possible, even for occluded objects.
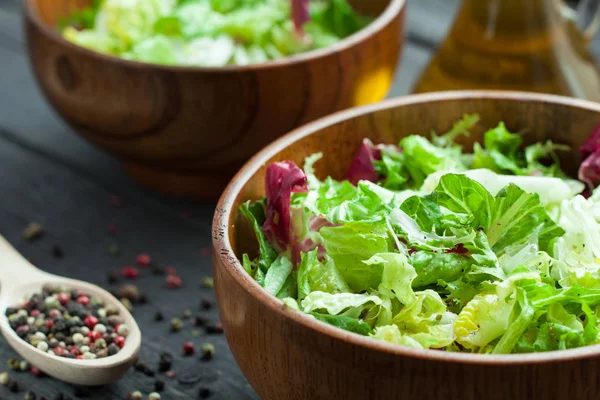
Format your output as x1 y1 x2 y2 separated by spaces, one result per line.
154 379 165 392
198 386 211 398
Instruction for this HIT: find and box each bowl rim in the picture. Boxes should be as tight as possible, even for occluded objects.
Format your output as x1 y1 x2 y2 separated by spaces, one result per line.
23 0 406 72
213 90 600 365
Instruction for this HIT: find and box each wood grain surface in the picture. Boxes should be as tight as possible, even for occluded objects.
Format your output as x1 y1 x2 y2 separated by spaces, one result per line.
24 0 405 198
214 91 600 400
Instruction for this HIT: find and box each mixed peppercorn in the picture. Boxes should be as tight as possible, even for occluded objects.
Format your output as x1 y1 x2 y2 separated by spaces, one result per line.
5 284 129 360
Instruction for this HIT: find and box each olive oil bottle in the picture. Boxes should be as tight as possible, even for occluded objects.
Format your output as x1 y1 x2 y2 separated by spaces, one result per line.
413 0 600 101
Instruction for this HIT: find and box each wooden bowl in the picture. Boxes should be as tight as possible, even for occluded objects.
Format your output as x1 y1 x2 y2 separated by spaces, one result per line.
23 0 405 199
213 91 600 400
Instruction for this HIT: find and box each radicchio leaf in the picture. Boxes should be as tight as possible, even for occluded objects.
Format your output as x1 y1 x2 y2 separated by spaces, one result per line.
579 152 600 190
346 139 382 185
581 123 600 159
263 161 308 252
579 123 600 189
291 0 310 35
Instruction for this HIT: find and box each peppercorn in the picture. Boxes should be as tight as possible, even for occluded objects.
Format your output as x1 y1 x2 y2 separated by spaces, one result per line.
148 392 161 400
19 360 29 372
158 352 172 372
52 245 64 258
7 359 20 370
136 254 152 267
0 371 10 385
119 285 139 301
8 379 19 393
154 379 165 392
182 310 192 320
120 298 133 312
170 318 182 332
107 272 119 284
193 313 209 327
198 386 211 398
121 266 139 280
200 277 214 289
108 243 120 257
166 275 182 289
183 342 195 356
151 264 164 275
154 311 164 322
130 391 142 400
24 390 37 400
205 322 223 334
23 222 43 241
138 294 148 304
201 343 215 360
200 297 213 310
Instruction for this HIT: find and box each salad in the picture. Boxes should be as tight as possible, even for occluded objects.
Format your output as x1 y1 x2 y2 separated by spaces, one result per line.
239 114 600 354
59 0 372 66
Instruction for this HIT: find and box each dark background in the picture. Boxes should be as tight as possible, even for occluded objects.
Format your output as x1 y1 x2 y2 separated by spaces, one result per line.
0 0 598 399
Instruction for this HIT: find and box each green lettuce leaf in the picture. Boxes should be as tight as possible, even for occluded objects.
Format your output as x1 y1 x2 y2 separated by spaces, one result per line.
301 291 383 315
264 255 293 295
297 249 349 301
310 312 372 335
239 200 278 273
320 221 391 292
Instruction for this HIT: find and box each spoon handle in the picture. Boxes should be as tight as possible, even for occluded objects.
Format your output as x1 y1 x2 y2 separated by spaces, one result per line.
0 235 48 289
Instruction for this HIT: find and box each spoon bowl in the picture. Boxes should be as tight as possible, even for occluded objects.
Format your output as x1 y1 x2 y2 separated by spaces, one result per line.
0 236 141 386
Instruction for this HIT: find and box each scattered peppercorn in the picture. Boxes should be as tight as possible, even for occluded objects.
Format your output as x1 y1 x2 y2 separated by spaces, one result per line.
165 371 175 379
108 243 120 257
182 310 192 319
166 275 182 289
200 277 214 289
170 318 182 332
5 285 127 360
7 359 20 370
154 379 165 392
206 322 223 334
52 245 65 258
200 297 213 310
201 343 215 360
148 392 161 400
0 371 10 385
107 271 119 284
30 366 43 377
165 266 177 276
120 298 133 312
138 294 148 304
154 311 164 322
129 391 142 400
23 222 44 241
8 379 19 393
183 342 195 356
121 266 139 280
151 264 165 275
193 313 209 327
24 390 37 400
158 352 172 372
136 254 152 268
119 285 139 301
198 386 211 398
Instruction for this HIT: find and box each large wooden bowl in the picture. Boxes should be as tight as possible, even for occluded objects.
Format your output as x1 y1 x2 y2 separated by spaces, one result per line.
213 91 600 400
23 0 405 199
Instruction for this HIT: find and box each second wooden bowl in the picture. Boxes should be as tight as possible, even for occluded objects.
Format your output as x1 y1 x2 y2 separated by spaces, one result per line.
24 0 406 198
213 91 600 400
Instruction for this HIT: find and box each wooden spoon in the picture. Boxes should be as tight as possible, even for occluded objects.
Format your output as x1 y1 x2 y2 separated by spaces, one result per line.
0 236 141 385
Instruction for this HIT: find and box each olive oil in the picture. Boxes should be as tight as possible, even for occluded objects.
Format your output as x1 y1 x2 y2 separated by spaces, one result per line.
413 0 600 101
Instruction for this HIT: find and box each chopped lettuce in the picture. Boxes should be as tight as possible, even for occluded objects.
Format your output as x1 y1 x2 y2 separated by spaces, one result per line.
239 116 600 354
61 0 372 66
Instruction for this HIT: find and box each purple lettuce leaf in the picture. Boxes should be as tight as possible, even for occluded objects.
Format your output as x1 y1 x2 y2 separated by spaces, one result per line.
579 152 600 190
291 0 310 35
263 161 308 253
346 139 383 185
581 123 600 159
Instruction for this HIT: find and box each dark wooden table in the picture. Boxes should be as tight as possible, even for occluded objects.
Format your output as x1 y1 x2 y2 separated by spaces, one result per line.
0 1 597 399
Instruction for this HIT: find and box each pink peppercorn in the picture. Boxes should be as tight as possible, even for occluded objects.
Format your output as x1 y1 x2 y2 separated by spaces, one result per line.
88 331 102 341
136 254 152 268
121 266 139 279
48 309 61 318
29 309 40 317
45 320 53 329
114 336 126 348
166 274 182 289
84 316 99 329
183 342 195 356
166 370 175 378
53 347 65 356
71 348 80 356
58 293 70 305
76 296 90 306
30 366 43 377
76 355 83 360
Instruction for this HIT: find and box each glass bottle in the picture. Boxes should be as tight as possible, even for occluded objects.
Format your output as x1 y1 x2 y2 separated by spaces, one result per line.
412 0 600 101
